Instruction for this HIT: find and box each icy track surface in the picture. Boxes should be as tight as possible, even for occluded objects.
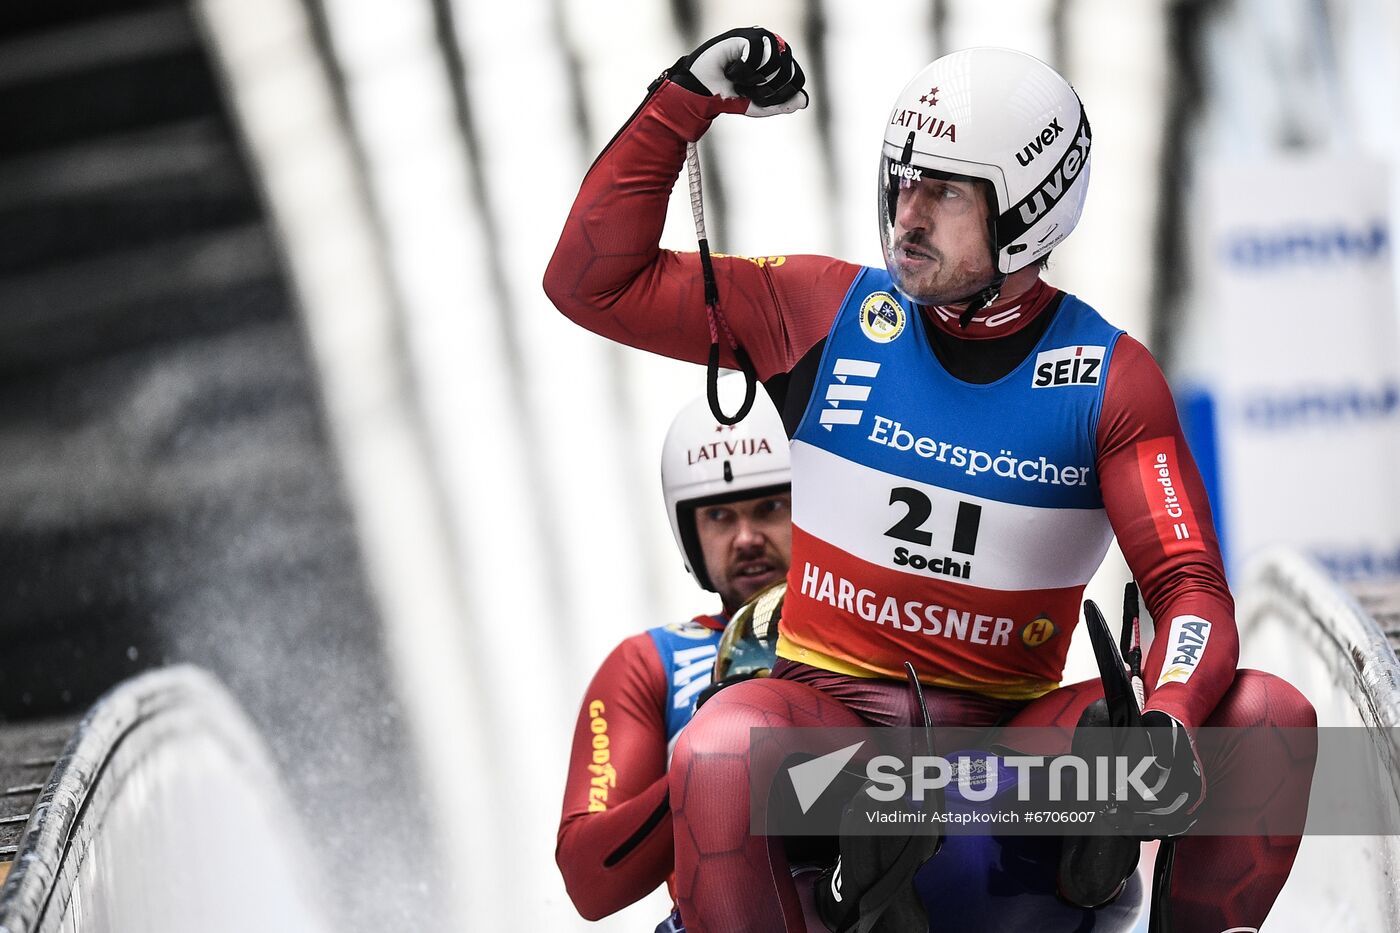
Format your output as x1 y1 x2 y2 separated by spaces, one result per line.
0 666 333 933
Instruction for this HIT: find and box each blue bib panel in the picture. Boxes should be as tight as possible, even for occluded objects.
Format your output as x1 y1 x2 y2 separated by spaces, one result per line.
778 267 1124 697
646 616 724 744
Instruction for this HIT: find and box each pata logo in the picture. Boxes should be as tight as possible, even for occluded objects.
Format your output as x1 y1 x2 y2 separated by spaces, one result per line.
1156 615 1211 687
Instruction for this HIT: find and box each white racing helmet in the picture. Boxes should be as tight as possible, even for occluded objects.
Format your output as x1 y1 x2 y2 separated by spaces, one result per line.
661 374 791 592
878 47 1092 299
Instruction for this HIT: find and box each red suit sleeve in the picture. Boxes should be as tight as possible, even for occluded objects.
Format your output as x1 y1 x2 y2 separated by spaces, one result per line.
1095 335 1239 730
543 80 859 378
556 634 675 920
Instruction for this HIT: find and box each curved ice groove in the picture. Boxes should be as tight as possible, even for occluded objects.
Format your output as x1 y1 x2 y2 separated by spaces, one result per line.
1237 546 1400 932
0 666 331 933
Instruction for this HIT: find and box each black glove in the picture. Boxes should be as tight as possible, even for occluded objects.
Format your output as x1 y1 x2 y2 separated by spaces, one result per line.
665 27 809 116
1113 710 1205 838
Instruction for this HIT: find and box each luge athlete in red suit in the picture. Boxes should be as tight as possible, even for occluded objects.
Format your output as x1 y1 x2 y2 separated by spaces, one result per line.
546 30 1315 933
558 378 793 925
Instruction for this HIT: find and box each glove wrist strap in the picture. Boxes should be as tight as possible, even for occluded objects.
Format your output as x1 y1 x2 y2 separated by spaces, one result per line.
654 55 712 97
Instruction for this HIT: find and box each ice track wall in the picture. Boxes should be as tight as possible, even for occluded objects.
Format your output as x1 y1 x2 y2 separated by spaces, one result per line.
0 666 332 933
1238 548 1400 932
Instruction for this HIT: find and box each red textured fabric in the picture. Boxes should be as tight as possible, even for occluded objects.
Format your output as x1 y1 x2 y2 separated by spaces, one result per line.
556 634 674 920
771 659 1023 726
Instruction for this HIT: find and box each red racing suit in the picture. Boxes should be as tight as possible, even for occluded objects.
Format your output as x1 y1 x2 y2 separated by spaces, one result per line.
557 614 725 920
545 78 1315 933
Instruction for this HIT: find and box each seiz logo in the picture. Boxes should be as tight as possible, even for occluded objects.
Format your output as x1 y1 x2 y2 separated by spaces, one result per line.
888 162 924 183
820 358 880 431
1015 118 1065 167
1155 615 1211 688
1032 345 1105 387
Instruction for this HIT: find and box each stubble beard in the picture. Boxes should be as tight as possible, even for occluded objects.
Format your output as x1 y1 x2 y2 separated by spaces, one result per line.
899 258 993 306
893 235 994 305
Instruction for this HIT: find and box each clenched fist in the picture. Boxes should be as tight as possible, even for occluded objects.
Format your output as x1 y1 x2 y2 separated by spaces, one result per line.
667 26 809 117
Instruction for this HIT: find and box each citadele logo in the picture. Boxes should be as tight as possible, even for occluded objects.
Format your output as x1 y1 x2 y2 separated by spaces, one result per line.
1135 438 1202 554
820 358 880 431
788 741 864 814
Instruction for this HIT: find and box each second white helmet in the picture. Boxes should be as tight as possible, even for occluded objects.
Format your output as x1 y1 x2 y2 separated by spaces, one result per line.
660 375 791 592
878 47 1092 294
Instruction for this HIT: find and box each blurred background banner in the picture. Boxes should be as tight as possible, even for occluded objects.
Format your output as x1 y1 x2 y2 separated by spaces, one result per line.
1186 157 1400 583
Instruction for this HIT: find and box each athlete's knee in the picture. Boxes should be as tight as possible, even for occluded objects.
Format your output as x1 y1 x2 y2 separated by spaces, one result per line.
676 679 792 763
671 683 777 805
1213 669 1317 729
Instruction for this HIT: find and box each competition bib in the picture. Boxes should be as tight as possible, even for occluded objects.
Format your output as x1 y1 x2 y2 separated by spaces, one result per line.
778 268 1122 699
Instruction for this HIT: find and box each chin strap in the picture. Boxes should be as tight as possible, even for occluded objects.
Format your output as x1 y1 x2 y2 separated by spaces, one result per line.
957 188 1009 329
955 273 1007 330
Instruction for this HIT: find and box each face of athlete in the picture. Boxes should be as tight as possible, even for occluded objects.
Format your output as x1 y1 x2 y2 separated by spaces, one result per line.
889 175 997 305
694 492 792 614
